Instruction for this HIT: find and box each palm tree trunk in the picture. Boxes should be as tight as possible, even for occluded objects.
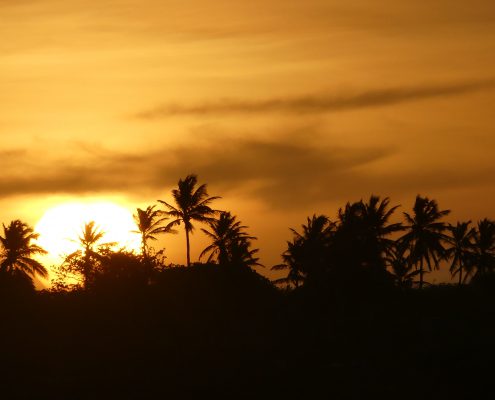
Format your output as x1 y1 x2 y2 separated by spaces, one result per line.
142 234 152 282
459 262 464 286
419 258 424 289
186 228 191 267
141 234 147 259
82 246 90 288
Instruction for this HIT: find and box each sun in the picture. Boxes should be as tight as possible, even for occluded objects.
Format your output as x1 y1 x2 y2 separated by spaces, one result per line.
35 201 142 260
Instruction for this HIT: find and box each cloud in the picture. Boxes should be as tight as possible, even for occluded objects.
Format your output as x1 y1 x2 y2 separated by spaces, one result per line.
0 133 388 200
135 80 495 119
0 130 493 210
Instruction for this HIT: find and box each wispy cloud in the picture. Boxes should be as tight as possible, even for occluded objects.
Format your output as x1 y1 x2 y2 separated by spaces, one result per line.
136 80 495 119
1 130 493 209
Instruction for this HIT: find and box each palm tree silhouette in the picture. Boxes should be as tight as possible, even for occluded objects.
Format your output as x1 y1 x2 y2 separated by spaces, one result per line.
200 212 252 264
133 205 176 260
272 240 306 288
228 239 262 269
200 211 259 268
274 215 335 287
335 196 403 270
445 221 476 285
360 195 403 256
471 218 495 280
386 244 419 290
72 221 106 287
400 196 450 289
158 174 220 266
0 220 48 281
79 221 105 255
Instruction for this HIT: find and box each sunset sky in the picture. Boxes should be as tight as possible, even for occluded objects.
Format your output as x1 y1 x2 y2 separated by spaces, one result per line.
1 0 495 283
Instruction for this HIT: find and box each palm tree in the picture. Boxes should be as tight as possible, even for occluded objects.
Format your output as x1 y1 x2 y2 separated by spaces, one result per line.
360 195 404 256
158 174 220 266
445 221 476 285
400 195 450 289
386 244 419 290
271 268 303 288
68 221 106 287
272 240 306 288
78 221 105 255
200 212 253 264
200 211 260 268
228 239 262 269
471 218 495 280
0 220 48 281
328 196 403 280
133 205 176 260
274 215 335 287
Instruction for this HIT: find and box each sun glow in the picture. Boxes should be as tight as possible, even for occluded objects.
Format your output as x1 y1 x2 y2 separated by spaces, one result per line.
35 202 141 260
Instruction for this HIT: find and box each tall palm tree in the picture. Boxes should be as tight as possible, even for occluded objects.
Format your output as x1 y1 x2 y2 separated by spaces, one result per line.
471 218 495 280
332 196 402 275
360 195 404 256
445 221 476 285
0 220 48 281
400 195 450 289
158 174 220 266
200 211 258 267
73 221 106 287
133 205 176 260
78 221 105 255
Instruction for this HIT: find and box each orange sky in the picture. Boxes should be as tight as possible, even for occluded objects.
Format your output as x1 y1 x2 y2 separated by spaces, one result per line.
1 0 495 283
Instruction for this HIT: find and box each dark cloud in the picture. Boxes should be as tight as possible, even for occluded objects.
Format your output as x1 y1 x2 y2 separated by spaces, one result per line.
1 130 494 210
135 80 495 119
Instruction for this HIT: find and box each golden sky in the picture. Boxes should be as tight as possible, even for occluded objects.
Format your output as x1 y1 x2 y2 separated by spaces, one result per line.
1 0 495 281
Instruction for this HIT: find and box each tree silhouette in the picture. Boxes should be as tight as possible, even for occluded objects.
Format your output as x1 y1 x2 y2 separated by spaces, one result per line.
360 195 403 256
471 218 495 281
93 248 148 291
386 243 419 290
400 196 450 289
274 215 335 287
63 221 107 288
132 205 176 260
445 221 476 285
228 238 262 269
0 219 48 282
78 221 105 253
272 240 306 288
334 196 403 271
200 212 255 265
158 174 220 266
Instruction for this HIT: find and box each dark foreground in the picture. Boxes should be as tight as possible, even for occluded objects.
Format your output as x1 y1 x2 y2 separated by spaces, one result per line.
1 266 494 399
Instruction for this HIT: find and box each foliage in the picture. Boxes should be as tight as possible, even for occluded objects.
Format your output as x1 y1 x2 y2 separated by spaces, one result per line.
400 195 450 288
0 219 48 284
0 176 492 295
273 214 334 288
200 211 261 269
158 174 219 266
274 196 401 290
471 218 495 282
132 205 176 259
386 243 419 289
59 221 109 288
445 221 476 285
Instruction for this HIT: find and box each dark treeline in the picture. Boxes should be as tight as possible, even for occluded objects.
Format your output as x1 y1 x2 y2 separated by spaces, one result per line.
273 195 495 290
0 174 494 399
